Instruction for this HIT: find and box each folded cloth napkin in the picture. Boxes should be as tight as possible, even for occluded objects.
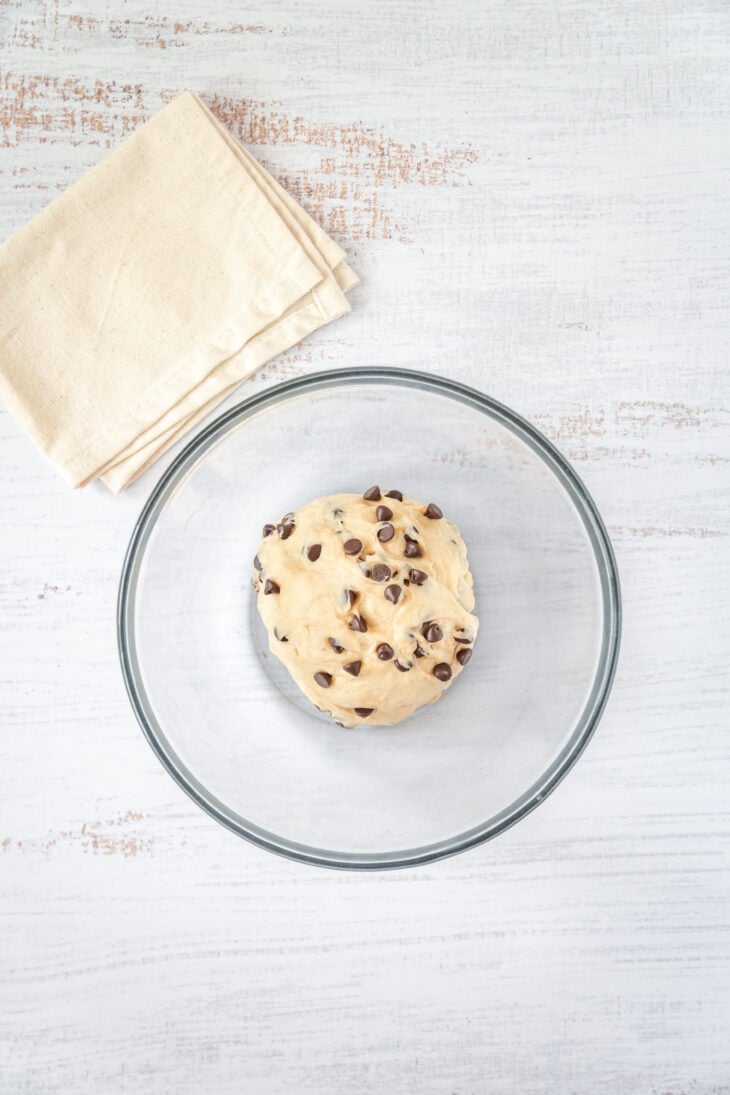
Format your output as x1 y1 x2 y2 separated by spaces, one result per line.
0 91 357 491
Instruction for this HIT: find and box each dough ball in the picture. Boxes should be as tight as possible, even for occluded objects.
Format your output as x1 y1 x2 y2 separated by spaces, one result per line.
253 487 478 728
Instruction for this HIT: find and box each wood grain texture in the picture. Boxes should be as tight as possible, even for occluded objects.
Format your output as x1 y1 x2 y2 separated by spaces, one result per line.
1 0 729 1092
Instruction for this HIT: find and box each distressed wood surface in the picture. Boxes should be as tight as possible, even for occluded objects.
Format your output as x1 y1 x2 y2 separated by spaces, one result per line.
1 1 729 1092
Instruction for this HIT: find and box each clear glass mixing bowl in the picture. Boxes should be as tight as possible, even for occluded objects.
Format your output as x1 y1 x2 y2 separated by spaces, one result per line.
118 368 620 869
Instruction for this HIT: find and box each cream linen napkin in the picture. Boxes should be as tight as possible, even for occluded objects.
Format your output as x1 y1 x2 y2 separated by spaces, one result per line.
0 91 357 491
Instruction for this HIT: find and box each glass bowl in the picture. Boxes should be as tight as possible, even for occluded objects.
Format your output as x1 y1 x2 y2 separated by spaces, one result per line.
118 368 620 869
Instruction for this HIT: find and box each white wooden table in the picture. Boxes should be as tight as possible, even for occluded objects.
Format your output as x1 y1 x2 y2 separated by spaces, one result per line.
2 2 729 1091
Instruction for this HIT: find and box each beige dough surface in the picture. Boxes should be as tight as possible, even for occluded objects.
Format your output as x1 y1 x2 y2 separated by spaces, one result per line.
252 487 479 728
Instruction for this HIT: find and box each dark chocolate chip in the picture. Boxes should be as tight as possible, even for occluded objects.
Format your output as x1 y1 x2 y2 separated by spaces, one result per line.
371 563 391 583
314 672 333 688
433 663 452 682
343 660 361 677
264 579 280 595
348 614 368 632
345 589 359 607
280 636 288 643
307 544 322 562
424 503 443 520
363 486 381 501
414 645 426 658
262 523 276 537
456 648 473 667
274 626 288 642
376 643 394 661
409 568 428 585
385 490 403 501
455 636 473 644
344 538 362 555
329 638 345 654
253 554 263 571
384 584 401 604
333 507 344 517
423 622 443 643
375 505 393 522
377 523 395 542
404 541 423 558
394 660 411 672
354 708 374 718
277 515 295 539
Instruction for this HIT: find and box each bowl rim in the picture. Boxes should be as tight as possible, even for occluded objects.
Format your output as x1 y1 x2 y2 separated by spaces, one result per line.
118 366 622 870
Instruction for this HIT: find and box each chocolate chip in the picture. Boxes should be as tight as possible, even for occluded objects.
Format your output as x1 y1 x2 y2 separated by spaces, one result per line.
456 648 473 667
280 636 288 643
384 584 401 604
394 660 410 672
277 515 295 539
375 505 393 522
344 538 362 555
363 486 381 501
264 579 280 595
433 663 452 681
253 554 263 571
376 643 394 661
345 589 359 606
404 541 423 558
414 645 426 658
423 622 443 643
343 660 361 677
455 636 473 644
348 614 368 632
333 507 344 517
262 524 276 537
274 626 288 642
377 523 394 542
371 563 391 583
314 672 333 688
307 544 322 562
329 638 345 654
425 503 443 520
354 708 374 718
385 490 403 501
409 569 428 585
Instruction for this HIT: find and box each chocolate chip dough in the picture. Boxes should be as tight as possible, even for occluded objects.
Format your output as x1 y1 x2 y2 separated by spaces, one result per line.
253 487 479 728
